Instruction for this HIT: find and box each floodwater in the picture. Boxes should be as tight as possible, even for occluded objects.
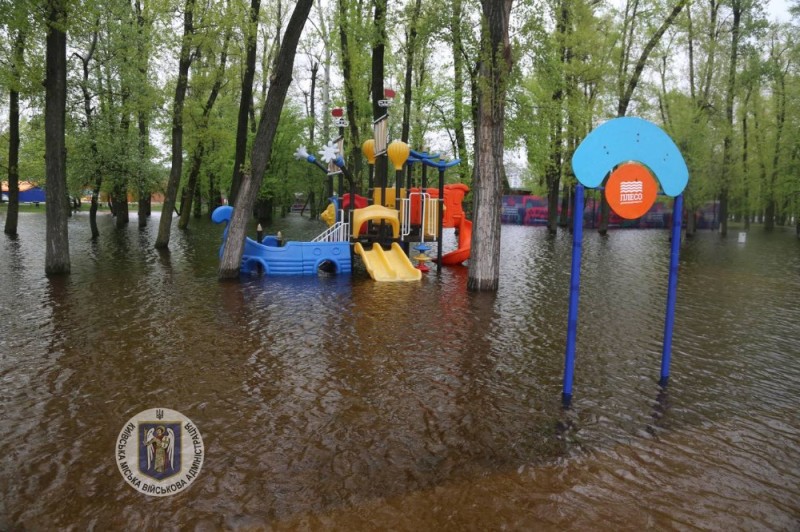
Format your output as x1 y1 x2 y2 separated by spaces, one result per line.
1 210 798 530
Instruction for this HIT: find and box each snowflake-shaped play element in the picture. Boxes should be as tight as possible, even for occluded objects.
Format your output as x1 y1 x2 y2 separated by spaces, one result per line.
319 141 339 164
294 145 310 161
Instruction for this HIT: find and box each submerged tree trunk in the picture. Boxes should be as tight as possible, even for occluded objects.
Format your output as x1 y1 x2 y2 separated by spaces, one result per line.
179 23 230 230
218 0 313 279
468 0 513 292
719 2 742 237
4 30 25 237
765 44 787 231
547 0 568 235
135 0 151 227
44 0 70 275
155 0 194 249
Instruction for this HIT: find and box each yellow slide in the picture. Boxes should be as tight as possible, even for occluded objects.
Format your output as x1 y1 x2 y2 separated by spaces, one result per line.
354 242 422 282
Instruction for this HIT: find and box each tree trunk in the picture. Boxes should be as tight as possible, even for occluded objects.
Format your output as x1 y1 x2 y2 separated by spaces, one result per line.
600 0 687 234
451 0 470 182
402 0 422 144
371 0 388 192
135 0 151 227
766 50 786 231
179 25 230 230
468 0 513 292
193 182 202 218
547 0 569 235
155 0 194 249
338 0 362 185
558 182 571 227
115 100 131 228
137 110 151 226
179 145 205 229
4 30 24 237
617 0 688 116
719 1 742 237
44 0 70 275
741 87 751 230
230 0 260 206
218 0 313 279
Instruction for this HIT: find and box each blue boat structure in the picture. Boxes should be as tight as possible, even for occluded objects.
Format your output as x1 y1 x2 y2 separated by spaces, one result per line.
211 206 351 276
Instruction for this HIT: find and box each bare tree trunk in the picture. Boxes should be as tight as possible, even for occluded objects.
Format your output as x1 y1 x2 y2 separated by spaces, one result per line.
547 0 568 235
179 145 205 229
137 111 151 226
468 0 513 292
155 0 194 249
765 46 786 231
741 87 751 230
617 0 687 116
309 61 318 144
44 0 70 275
229 0 260 206
115 95 131 228
179 24 231 230
4 30 25 237
719 1 742 237
218 0 313 279
451 0 470 181
600 0 687 235
371 0 388 193
135 0 151 227
402 0 422 144
338 0 362 184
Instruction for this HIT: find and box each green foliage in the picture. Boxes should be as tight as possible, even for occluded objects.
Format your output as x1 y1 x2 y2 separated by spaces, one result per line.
0 0 797 227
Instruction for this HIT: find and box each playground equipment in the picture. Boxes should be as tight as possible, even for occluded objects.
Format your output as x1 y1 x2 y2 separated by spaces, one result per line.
562 117 689 405
292 97 471 281
213 94 472 282
211 206 351 276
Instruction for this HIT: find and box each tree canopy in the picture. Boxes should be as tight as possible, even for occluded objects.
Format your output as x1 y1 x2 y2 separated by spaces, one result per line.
1 0 798 271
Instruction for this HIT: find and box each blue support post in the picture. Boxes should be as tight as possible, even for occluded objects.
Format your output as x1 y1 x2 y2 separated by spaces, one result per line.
660 194 683 386
562 184 585 405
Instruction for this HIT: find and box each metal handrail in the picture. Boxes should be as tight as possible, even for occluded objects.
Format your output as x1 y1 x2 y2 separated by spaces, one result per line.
312 217 350 242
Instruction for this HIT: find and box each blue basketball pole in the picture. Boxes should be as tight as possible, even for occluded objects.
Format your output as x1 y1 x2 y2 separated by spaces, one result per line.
562 184 585 406
660 193 683 386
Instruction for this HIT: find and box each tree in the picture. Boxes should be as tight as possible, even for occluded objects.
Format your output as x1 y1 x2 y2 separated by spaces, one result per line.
229 0 261 206
449 0 474 183
178 5 232 230
44 0 70 275
155 0 195 249
4 25 26 236
468 0 513 292
718 0 743 237
218 0 314 279
598 0 688 235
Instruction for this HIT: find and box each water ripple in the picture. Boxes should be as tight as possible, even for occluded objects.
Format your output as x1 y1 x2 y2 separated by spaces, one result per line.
1 213 798 529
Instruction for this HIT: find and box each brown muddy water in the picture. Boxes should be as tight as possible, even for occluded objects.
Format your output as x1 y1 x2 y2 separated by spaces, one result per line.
1 210 799 530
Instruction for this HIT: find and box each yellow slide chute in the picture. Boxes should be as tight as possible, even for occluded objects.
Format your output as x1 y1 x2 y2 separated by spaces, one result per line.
350 206 420 281
354 242 421 282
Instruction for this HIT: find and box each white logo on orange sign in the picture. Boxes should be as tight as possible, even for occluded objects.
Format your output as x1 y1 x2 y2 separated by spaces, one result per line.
620 181 644 204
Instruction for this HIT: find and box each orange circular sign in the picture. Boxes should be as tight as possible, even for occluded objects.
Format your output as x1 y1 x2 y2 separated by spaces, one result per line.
605 163 658 219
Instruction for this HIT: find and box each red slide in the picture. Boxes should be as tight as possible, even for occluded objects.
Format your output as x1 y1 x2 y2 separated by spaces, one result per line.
439 216 472 265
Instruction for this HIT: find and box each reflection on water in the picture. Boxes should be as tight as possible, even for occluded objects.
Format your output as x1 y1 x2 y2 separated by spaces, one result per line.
1 210 798 529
